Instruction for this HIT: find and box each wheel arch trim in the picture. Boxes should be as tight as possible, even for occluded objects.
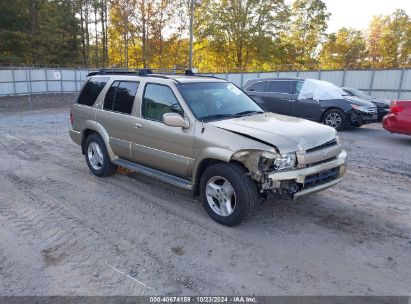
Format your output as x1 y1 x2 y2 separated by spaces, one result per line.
192 148 234 196
81 121 116 160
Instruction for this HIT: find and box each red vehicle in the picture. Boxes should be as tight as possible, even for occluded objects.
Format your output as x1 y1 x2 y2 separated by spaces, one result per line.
382 100 411 135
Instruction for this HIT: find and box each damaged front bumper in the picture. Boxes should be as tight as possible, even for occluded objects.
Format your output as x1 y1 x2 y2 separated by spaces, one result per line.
350 110 378 125
267 150 347 199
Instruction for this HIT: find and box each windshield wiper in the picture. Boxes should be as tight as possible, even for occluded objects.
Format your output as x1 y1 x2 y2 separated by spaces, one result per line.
200 114 237 121
200 111 264 121
233 110 264 117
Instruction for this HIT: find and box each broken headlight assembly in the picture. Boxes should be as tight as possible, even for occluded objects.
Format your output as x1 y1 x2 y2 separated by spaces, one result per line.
258 152 296 172
273 153 296 171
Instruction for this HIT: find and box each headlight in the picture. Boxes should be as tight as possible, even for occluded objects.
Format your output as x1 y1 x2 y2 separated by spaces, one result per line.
351 104 368 112
273 153 296 171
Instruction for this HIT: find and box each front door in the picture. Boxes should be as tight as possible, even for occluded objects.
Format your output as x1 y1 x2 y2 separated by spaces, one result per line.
132 83 194 178
290 80 322 121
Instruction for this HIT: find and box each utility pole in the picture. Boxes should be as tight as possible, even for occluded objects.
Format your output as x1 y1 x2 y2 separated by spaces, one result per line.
189 0 195 70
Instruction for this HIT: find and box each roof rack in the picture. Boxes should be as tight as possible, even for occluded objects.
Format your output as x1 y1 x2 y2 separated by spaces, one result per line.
86 68 195 78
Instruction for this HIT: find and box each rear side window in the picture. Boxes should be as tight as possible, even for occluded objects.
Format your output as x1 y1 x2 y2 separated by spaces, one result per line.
77 77 109 106
268 81 292 94
103 81 139 115
142 83 183 122
247 81 267 92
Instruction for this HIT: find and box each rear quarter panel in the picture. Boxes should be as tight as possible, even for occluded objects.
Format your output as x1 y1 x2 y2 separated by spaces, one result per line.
71 103 96 132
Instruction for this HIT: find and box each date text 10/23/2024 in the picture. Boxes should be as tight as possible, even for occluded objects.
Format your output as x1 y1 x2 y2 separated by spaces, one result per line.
149 297 257 303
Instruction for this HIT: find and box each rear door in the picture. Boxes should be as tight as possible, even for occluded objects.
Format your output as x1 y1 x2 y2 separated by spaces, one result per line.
245 80 293 115
96 80 139 161
291 80 322 121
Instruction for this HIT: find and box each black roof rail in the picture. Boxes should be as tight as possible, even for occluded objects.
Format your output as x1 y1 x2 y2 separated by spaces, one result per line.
87 69 140 77
86 68 221 79
137 68 153 75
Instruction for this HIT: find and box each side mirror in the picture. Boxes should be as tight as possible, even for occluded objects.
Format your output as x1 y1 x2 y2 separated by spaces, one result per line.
163 113 189 128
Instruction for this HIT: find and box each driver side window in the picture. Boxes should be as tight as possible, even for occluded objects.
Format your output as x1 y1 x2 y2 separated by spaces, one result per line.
142 83 183 122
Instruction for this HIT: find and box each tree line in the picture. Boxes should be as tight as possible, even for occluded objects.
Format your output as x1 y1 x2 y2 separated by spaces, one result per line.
0 0 410 72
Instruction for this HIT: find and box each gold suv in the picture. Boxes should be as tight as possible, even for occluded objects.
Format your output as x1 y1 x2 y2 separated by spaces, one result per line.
69 69 347 226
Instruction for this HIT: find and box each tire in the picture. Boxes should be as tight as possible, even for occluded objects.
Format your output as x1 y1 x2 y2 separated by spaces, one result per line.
322 109 346 131
199 162 258 226
84 133 117 177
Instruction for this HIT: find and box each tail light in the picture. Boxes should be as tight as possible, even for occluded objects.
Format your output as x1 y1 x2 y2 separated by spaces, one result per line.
70 110 74 126
390 101 404 113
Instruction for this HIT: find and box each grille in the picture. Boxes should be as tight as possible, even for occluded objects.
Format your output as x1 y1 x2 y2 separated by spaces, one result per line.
297 139 342 167
306 139 337 153
304 168 339 189
365 106 378 114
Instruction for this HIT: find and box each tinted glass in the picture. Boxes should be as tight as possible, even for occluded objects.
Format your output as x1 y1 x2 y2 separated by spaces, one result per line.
247 81 267 92
103 81 138 114
143 84 183 122
77 77 109 106
113 82 138 114
177 82 263 120
103 81 119 111
268 81 292 94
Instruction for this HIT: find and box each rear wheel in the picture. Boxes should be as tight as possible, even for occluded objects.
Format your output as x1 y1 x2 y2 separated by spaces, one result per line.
200 163 258 226
323 109 346 131
85 133 117 177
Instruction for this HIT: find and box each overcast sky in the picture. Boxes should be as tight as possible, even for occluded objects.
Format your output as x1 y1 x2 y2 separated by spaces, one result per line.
323 0 411 33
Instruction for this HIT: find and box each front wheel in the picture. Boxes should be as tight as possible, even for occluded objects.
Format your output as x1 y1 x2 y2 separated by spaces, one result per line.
323 109 346 131
200 163 258 226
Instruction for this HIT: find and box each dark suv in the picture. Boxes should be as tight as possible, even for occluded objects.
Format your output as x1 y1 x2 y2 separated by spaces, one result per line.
243 78 377 131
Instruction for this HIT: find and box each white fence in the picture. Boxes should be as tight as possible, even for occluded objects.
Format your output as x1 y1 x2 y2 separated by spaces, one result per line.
1 68 410 100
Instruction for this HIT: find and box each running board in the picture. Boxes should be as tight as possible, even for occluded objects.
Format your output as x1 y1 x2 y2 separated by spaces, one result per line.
112 159 193 190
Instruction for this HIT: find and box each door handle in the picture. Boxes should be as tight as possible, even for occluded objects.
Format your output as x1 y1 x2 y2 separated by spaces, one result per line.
135 122 143 128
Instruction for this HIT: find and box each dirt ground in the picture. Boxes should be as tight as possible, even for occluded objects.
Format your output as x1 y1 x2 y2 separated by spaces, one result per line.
0 97 410 296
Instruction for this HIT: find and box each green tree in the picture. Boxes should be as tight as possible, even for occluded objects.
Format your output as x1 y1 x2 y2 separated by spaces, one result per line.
195 0 288 71
0 0 31 63
0 0 82 66
320 28 368 69
283 0 330 68
367 9 411 68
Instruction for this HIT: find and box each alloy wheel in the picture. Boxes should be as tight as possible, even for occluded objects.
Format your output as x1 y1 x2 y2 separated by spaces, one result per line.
205 176 236 217
87 142 104 170
325 112 342 129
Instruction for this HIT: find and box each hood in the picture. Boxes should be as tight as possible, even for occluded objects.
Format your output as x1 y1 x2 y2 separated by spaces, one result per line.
343 95 375 107
372 98 391 107
208 113 336 153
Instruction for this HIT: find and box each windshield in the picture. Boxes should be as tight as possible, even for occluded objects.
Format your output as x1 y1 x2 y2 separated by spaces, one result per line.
344 88 373 100
177 82 263 120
